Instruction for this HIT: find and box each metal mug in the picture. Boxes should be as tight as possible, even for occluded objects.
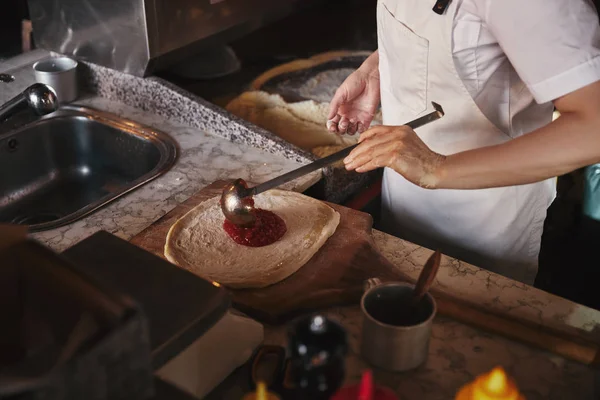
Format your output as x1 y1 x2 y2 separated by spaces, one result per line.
33 57 78 104
360 278 437 372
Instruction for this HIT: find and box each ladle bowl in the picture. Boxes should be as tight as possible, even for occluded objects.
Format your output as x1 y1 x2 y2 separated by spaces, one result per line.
220 179 256 226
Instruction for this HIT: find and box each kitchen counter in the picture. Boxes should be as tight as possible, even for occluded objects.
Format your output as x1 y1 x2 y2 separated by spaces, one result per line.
207 231 600 399
2 51 600 399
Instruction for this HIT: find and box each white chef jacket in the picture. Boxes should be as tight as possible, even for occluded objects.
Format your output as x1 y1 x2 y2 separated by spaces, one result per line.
376 0 600 284
452 0 600 135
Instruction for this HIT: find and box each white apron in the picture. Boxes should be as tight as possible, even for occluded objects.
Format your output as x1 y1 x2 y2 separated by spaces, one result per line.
376 0 556 284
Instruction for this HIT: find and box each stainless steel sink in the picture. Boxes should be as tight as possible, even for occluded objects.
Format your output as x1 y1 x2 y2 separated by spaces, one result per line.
0 106 178 232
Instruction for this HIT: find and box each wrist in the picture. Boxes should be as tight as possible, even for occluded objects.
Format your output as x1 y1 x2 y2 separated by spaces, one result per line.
358 51 380 79
419 153 447 189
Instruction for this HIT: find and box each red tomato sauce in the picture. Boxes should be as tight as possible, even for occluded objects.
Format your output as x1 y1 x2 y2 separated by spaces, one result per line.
223 209 287 247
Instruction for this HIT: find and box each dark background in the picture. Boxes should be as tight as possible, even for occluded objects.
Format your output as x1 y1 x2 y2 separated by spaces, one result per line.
0 0 29 59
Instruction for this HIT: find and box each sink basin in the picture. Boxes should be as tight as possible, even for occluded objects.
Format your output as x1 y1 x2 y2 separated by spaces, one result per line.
0 106 178 232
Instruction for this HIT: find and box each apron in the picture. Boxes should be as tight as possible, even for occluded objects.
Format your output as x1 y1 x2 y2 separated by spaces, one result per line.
376 0 556 284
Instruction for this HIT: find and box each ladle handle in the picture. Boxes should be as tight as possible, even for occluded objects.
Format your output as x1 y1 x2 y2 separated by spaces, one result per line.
251 144 357 196
250 102 445 196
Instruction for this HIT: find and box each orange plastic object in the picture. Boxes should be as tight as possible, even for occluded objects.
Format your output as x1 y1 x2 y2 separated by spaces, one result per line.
242 381 280 400
455 367 525 400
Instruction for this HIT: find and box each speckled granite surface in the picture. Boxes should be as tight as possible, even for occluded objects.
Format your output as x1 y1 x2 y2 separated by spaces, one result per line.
78 62 314 165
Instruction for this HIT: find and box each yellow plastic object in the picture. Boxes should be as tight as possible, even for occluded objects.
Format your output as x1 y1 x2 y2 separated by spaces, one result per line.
455 367 525 400
242 381 281 400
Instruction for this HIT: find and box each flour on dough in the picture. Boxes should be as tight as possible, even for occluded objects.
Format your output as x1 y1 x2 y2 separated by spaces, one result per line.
226 90 357 151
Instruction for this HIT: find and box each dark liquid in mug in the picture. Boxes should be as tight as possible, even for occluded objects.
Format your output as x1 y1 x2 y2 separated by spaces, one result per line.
363 285 434 326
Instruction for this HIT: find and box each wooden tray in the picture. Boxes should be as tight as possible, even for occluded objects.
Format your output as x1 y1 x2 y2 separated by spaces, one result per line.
130 180 404 323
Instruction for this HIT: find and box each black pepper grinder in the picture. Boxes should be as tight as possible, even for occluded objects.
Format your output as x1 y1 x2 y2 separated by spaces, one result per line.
286 314 348 400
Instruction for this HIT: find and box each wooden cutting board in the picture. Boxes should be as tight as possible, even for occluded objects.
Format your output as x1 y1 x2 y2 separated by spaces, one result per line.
130 180 600 366
130 180 405 323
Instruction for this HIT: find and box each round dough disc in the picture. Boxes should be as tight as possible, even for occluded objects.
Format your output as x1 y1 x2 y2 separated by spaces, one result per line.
164 189 341 288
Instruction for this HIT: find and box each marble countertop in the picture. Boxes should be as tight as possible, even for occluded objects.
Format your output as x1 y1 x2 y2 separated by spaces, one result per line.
210 234 600 399
3 51 600 399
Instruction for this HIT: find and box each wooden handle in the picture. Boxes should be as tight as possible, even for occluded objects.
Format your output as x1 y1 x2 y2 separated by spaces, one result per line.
434 293 600 367
411 250 441 305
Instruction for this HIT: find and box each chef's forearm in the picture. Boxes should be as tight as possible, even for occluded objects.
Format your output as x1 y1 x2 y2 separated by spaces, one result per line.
435 81 600 190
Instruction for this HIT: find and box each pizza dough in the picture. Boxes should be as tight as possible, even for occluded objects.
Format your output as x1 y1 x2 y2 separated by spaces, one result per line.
164 189 340 289
225 51 382 165
226 90 357 151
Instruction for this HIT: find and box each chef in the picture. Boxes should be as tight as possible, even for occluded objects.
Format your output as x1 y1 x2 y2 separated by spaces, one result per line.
327 0 600 284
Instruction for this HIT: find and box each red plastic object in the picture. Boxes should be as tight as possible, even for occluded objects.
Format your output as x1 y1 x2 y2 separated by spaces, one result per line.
343 178 383 211
330 370 398 400
358 369 373 400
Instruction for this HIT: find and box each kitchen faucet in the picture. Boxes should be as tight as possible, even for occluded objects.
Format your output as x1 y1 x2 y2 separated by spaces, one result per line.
0 80 58 123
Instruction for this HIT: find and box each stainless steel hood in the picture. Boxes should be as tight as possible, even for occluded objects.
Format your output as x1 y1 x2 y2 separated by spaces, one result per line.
27 0 311 77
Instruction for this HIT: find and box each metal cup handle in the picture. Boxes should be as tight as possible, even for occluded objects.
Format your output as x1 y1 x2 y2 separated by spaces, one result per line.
363 277 383 293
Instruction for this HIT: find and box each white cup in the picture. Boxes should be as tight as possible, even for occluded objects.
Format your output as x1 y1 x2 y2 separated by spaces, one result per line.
33 57 78 104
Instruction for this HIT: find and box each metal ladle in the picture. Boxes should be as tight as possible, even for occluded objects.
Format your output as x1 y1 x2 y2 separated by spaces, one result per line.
221 102 445 226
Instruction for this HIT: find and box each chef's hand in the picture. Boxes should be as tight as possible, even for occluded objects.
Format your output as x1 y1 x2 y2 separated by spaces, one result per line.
343 125 446 188
327 51 380 135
